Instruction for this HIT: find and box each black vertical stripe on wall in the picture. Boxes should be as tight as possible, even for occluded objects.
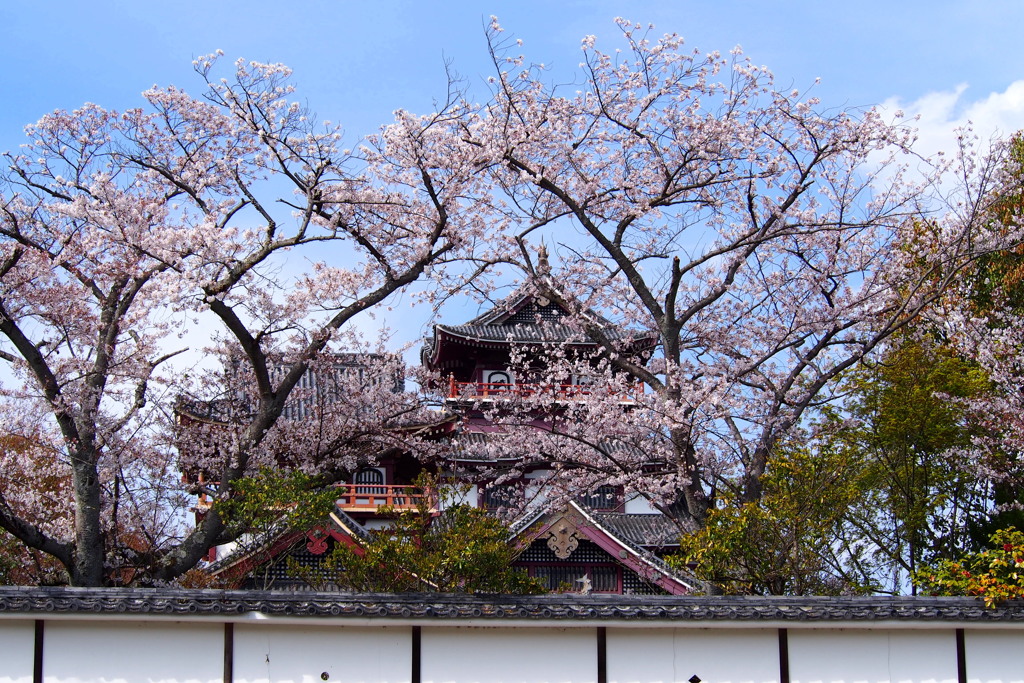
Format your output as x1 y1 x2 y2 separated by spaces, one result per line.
778 628 790 683
411 626 421 683
33 620 43 683
223 622 234 683
956 629 967 683
597 627 607 683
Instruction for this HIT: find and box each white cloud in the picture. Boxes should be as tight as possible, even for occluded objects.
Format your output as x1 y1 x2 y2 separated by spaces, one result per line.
880 80 1024 160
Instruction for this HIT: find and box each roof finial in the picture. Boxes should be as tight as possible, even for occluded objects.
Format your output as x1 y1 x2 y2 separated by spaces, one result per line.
536 243 550 275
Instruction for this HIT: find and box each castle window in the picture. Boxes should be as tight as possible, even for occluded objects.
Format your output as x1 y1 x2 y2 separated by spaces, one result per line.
579 485 620 511
528 564 620 592
354 468 385 494
481 369 513 387
482 482 518 510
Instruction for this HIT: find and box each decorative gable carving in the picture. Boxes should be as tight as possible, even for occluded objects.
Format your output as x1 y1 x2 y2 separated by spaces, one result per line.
543 517 580 559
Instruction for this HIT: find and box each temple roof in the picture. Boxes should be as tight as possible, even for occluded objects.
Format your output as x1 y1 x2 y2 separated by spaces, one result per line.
590 513 681 548
446 430 522 462
511 501 702 595
208 504 371 580
422 281 656 369
446 430 650 464
434 322 630 345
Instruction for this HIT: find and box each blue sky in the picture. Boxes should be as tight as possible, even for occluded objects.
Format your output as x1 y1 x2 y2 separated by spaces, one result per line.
2 0 1023 155
2 0 1023 350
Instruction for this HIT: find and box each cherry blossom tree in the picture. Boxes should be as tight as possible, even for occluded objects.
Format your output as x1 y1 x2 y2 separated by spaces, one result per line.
455 20 1023 532
2 21 1018 589
0 54 487 586
938 131 1024 509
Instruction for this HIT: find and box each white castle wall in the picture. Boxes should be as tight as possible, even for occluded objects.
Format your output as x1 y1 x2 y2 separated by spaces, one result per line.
1 602 1022 683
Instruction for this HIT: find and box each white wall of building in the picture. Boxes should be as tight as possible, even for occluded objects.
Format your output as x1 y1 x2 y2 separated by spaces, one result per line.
608 627 780 683
964 629 1024 683
3 612 1024 683
789 628 958 683
623 494 658 515
0 619 33 683
42 620 223 683
234 624 410 683
422 626 595 683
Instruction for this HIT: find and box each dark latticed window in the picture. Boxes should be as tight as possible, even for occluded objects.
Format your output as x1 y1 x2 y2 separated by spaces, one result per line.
528 564 620 592
354 468 385 494
579 485 620 511
505 302 566 325
482 483 519 510
517 539 666 595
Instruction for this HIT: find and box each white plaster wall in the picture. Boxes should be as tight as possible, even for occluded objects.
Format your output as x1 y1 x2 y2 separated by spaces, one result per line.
965 629 1024 683
623 496 658 515
0 620 34 683
4 617 1023 683
440 486 477 509
214 541 239 562
422 626 595 683
363 518 395 531
607 627 779 683
42 620 222 683
789 628 957 683
234 624 410 683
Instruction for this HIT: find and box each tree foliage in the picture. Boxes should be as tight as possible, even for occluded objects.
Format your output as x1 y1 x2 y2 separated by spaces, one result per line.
834 338 993 592
0 21 1021 588
672 336 1003 595
968 132 1024 311
0 55 477 585
439 19 1020 536
212 468 339 548
917 527 1024 607
671 441 870 595
0 435 72 585
941 131 1024 492
291 477 544 594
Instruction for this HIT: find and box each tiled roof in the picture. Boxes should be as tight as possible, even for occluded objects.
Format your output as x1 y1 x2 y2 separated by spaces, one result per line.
446 431 649 463
569 503 700 593
434 322 647 346
208 503 370 574
446 431 521 461
1 587 1022 623
177 354 405 424
463 285 581 326
590 513 682 547
438 323 587 345
422 282 656 365
329 506 372 541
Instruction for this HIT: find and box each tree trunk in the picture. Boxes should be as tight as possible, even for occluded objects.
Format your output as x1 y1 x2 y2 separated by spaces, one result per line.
70 456 105 586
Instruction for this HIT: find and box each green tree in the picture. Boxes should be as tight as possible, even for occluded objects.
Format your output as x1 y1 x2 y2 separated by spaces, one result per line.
835 339 992 592
212 468 340 546
969 132 1024 312
291 476 545 594
917 527 1024 606
673 337 997 596
671 442 871 595
952 131 1024 538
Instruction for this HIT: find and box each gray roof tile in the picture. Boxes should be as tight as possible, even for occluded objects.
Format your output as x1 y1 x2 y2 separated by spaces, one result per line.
1 587 1022 623
590 513 681 547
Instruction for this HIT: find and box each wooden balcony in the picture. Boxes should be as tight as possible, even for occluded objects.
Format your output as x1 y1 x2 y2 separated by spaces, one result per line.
335 484 435 513
447 377 644 402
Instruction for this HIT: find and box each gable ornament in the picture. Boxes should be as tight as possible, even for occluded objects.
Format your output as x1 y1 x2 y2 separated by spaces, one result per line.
544 518 580 559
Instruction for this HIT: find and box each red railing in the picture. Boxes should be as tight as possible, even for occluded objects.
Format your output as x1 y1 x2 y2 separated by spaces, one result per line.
335 484 435 513
193 484 433 515
448 377 644 402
